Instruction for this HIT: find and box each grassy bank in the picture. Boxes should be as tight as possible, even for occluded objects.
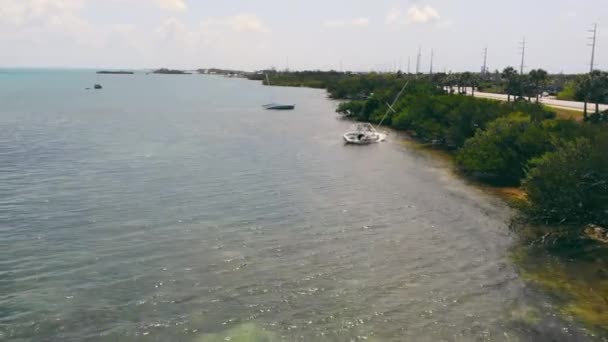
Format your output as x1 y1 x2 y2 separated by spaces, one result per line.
551 106 585 120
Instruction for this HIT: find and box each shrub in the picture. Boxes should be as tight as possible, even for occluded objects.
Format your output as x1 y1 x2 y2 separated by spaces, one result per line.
556 80 577 100
455 113 554 184
523 134 608 226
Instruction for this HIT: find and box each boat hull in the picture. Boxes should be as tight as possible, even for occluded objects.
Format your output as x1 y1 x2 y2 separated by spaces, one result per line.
343 132 387 145
263 104 295 110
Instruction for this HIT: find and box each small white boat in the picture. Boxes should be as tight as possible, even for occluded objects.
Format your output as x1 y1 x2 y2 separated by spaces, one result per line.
341 80 409 145
343 123 387 144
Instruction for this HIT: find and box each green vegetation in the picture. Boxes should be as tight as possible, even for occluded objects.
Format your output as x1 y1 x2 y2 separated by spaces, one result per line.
248 70 347 89
252 70 607 230
523 132 608 226
557 80 577 100
153 68 191 75
574 70 608 120
336 80 553 149
550 106 584 120
499 67 550 103
552 71 608 120
456 113 556 184
250 69 608 332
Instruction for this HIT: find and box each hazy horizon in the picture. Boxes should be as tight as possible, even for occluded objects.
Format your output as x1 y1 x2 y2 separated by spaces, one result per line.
1 0 606 73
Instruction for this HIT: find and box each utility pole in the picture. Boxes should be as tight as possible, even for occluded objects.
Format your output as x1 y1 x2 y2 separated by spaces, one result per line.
429 49 434 75
482 47 488 75
519 37 526 74
589 23 598 72
407 56 411 74
415 47 421 74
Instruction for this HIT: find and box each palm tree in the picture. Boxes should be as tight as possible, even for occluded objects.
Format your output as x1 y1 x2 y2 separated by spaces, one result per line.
529 69 548 103
575 74 593 119
589 71 608 115
521 75 535 102
453 73 461 94
431 72 447 90
469 73 479 97
445 73 456 94
460 72 473 95
501 67 518 102
575 71 608 119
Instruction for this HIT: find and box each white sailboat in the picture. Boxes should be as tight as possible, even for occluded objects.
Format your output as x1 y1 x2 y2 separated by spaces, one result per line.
343 123 387 144
342 80 409 145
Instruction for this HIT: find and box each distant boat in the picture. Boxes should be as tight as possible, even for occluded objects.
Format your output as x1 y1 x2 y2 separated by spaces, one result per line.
96 70 134 75
262 74 294 110
94 73 103 89
262 103 295 110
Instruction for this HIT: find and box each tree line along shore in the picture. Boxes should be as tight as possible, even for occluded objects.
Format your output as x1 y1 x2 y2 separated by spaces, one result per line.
248 70 608 247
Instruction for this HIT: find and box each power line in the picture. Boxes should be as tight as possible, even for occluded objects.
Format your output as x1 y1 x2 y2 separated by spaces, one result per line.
519 37 526 74
429 49 434 75
415 47 421 74
482 47 488 75
588 23 598 72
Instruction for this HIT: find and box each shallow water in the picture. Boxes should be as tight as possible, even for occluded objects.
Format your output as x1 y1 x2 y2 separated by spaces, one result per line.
0 70 601 341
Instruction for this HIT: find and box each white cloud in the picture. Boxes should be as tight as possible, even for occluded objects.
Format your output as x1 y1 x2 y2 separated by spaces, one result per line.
351 17 370 27
0 0 84 26
157 0 187 11
0 0 93 47
324 17 370 28
225 14 270 33
156 17 194 45
436 20 453 29
323 20 345 28
406 5 440 23
386 4 442 28
151 15 272 69
200 14 270 34
386 8 401 26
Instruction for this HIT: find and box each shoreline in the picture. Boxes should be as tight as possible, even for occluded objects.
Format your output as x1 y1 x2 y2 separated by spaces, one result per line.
317 83 608 336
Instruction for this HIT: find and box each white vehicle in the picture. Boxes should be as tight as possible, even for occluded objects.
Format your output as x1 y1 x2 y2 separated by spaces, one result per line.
343 123 387 145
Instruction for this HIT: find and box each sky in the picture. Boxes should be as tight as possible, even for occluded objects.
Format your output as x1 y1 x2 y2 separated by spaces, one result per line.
0 0 606 73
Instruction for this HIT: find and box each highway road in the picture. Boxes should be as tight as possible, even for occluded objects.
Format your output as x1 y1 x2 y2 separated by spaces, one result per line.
460 88 608 112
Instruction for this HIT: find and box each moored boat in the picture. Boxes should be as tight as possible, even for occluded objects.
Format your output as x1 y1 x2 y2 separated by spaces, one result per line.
343 123 387 144
262 74 295 110
262 103 295 110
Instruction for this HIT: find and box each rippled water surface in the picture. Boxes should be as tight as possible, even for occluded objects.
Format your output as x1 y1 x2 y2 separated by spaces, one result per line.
0 70 599 341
